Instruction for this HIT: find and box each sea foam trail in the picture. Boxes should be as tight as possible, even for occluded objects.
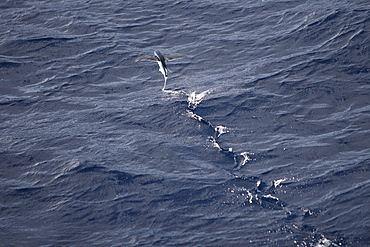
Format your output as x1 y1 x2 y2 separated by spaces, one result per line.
185 90 253 170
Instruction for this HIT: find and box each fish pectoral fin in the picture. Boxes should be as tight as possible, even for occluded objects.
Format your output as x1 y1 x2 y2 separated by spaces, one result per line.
164 55 184 61
135 56 157 62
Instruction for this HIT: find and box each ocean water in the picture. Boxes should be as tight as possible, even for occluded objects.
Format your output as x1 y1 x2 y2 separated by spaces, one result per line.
1 0 369 246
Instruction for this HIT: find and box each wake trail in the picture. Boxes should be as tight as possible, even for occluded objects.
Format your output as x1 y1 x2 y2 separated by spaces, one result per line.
166 88 254 171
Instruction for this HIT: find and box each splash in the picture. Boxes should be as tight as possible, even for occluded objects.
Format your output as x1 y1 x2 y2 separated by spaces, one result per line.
187 90 211 109
234 152 253 170
215 125 229 138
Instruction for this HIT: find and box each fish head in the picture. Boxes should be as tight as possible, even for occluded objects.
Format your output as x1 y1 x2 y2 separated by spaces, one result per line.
154 51 165 62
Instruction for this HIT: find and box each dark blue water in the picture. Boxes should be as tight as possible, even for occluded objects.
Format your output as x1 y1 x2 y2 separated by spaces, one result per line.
1 0 369 246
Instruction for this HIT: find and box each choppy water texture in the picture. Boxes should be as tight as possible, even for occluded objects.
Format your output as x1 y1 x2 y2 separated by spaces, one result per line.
1 0 370 246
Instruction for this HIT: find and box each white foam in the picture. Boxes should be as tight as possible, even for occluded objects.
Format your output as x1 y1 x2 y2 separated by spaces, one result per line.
187 89 211 109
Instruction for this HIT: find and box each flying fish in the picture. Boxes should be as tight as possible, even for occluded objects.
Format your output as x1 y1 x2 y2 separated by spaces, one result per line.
135 51 184 91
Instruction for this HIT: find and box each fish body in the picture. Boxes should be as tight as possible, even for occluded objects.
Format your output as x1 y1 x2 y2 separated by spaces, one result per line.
135 51 183 90
154 51 168 78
